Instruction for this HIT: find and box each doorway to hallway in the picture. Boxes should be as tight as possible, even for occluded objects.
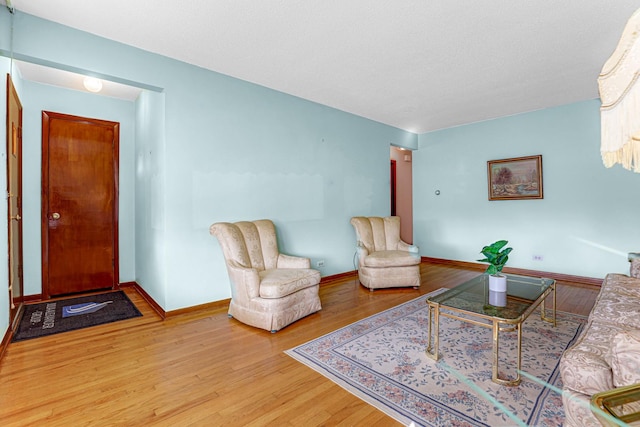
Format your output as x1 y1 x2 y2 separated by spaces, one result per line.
390 147 413 244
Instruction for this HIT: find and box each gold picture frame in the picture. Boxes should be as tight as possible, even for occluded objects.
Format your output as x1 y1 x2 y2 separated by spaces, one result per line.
487 155 543 201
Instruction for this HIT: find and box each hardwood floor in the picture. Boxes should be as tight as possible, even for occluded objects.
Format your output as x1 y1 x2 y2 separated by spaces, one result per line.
0 262 600 426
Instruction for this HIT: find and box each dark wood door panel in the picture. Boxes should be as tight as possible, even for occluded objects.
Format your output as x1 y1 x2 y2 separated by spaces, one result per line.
42 111 119 297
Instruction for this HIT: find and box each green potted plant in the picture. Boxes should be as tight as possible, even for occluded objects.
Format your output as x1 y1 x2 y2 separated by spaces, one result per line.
477 240 513 292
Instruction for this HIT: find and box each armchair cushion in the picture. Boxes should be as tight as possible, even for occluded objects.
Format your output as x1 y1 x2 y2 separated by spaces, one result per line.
363 250 420 268
259 268 321 299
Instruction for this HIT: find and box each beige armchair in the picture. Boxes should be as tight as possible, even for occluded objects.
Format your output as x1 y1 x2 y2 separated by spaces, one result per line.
350 216 421 290
210 219 322 332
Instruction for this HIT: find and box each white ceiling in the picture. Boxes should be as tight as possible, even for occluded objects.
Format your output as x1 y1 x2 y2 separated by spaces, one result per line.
5 1 640 133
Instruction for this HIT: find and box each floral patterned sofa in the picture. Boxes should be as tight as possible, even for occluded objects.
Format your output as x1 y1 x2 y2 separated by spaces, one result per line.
559 259 640 426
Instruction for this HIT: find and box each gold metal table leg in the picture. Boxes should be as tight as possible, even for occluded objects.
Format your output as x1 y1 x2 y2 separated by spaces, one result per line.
492 320 499 383
540 282 556 327
492 321 522 386
425 302 439 360
516 323 522 385
552 282 556 326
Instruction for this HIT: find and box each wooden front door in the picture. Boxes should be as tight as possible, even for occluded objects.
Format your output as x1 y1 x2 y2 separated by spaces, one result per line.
6 75 24 328
42 112 119 297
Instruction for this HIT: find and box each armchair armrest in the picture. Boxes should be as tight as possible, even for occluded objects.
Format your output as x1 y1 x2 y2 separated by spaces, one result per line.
398 241 420 258
226 260 261 299
355 241 369 266
277 253 311 269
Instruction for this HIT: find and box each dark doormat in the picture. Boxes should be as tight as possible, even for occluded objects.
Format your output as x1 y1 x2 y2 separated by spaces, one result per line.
12 291 142 342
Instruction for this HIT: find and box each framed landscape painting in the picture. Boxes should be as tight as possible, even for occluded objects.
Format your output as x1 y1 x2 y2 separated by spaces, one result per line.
487 155 543 201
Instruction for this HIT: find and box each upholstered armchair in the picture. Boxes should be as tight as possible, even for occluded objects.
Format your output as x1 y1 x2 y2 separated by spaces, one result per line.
210 219 322 332
350 216 421 290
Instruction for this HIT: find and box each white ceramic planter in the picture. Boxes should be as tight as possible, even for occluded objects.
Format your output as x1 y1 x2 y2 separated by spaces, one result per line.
489 274 507 292
489 290 507 307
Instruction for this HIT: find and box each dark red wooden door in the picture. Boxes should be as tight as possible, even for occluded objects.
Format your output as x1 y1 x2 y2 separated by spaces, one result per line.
42 111 119 297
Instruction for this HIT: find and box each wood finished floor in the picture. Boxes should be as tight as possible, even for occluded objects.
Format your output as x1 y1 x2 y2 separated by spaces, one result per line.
0 262 600 426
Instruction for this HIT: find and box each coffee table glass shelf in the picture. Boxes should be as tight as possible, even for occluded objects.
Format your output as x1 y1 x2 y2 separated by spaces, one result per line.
591 383 640 426
425 273 556 386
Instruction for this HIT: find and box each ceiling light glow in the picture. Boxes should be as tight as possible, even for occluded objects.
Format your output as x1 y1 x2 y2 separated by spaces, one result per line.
83 76 103 93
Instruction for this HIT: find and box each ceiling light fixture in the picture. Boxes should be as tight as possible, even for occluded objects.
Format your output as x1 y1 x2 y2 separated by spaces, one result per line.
83 76 103 93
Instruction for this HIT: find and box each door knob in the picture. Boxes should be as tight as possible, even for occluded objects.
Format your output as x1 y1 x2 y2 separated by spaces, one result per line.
11 214 20 221
52 212 60 220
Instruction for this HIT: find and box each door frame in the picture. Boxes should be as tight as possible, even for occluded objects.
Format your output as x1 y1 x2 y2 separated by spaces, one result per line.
41 111 120 298
390 147 413 244
390 159 397 216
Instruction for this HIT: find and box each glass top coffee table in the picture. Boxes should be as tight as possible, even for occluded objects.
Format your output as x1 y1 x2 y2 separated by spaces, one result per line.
425 273 556 386
591 382 640 426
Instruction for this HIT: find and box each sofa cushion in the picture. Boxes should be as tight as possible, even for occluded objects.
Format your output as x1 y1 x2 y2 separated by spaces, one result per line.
602 273 640 299
562 389 602 427
560 272 640 426
363 250 421 268
587 274 640 331
632 259 640 279
560 320 625 395
606 329 640 387
258 268 321 299
589 290 640 329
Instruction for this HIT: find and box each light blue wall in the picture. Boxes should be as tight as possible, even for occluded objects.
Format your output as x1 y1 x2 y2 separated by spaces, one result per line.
19 80 137 295
0 9 415 315
135 90 167 308
415 100 640 279
160 61 409 310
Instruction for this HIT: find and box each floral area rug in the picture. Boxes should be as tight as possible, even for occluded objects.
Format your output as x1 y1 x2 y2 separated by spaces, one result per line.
285 290 586 426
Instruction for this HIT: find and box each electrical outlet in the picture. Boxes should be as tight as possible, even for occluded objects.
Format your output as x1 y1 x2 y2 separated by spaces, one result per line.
532 255 543 261
316 260 325 268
